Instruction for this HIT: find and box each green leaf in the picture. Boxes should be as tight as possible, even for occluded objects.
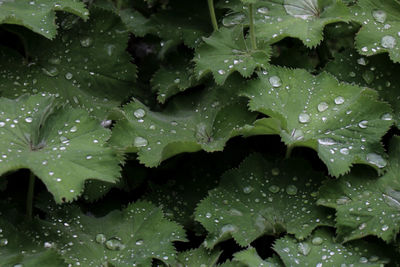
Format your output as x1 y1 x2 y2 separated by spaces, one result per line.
318 136 400 243
233 247 283 266
240 67 393 176
0 218 66 267
151 55 200 104
195 154 333 248
325 49 400 128
35 201 186 266
353 0 400 63
0 7 136 119
175 246 221 267
195 26 270 85
221 0 351 47
0 0 88 39
110 77 257 167
0 94 121 203
274 228 393 266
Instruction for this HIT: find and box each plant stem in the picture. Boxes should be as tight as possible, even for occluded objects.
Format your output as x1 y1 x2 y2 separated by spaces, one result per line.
249 4 257 50
285 145 293 159
26 171 35 219
208 0 219 31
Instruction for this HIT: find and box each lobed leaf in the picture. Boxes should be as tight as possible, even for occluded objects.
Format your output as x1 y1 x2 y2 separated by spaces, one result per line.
233 247 283 266
0 7 136 119
0 0 88 39
175 246 221 267
195 154 333 248
0 94 121 203
240 67 393 176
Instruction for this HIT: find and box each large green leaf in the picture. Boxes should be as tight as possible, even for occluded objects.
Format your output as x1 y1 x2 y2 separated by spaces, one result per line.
274 228 393 266
195 154 333 248
220 0 351 47
175 246 221 267
0 94 121 203
353 0 400 63
325 49 400 128
194 26 270 85
240 67 393 176
0 0 88 39
0 7 136 119
110 77 257 167
0 218 65 267
34 201 186 266
318 136 400 243
233 247 283 266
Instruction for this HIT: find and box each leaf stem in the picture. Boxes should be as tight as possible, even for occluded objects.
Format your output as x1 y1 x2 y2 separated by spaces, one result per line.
208 0 219 31
26 171 35 219
285 145 293 159
249 4 257 50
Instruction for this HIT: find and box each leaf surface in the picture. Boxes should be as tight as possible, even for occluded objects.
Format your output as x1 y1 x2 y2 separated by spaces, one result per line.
0 0 88 39
240 67 393 176
195 154 333 248
0 94 121 202
175 246 221 267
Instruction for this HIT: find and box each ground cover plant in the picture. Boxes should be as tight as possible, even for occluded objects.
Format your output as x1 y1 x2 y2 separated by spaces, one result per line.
1 0 400 266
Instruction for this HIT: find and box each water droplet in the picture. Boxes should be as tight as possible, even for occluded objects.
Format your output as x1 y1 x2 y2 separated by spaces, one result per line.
318 138 336 146
381 113 392 121
134 108 146 119
257 7 269 14
317 102 328 112
229 209 243 216
362 70 374 84
269 76 282 87
25 117 33 123
243 186 254 194
298 113 310 123
372 10 387 23
359 257 368 263
286 184 297 195
311 237 323 245
218 69 226 75
334 96 345 105
80 36 93 47
268 185 280 193
221 224 237 234
86 155 92 160
106 44 116 56
359 223 367 230
358 120 368 128
222 13 246 27
336 196 350 205
381 35 396 49
65 72 73 80
0 238 8 246
105 238 125 250
134 137 148 147
205 212 212 218
70 126 77 133
381 225 389 231
135 239 144 245
0 122 4 127
271 168 280 176
366 153 387 168
340 148 349 155
357 57 367 66
297 242 311 256
42 66 59 77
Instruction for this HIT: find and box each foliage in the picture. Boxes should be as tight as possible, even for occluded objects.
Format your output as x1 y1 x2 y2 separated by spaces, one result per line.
1 0 400 265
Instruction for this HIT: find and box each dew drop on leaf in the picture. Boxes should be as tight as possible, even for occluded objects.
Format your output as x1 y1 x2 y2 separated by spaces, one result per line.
336 196 350 205
133 108 146 119
298 113 310 123
317 102 328 112
381 35 396 49
134 136 148 147
80 36 93 47
257 7 269 14
334 96 345 105
382 225 389 231
269 76 282 87
135 239 144 245
0 122 4 127
268 185 280 193
25 117 33 123
366 153 387 168
243 186 254 194
70 126 78 132
65 72 73 80
105 238 125 250
42 66 59 77
0 238 8 247
372 10 387 23
311 237 323 245
297 242 311 256
218 69 226 75
318 138 336 146
286 185 298 195
381 113 393 121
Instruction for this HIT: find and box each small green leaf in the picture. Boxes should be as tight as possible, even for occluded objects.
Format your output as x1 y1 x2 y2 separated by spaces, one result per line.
0 94 121 203
0 218 66 267
274 228 394 266
318 136 400 243
195 26 270 85
0 7 136 119
110 77 257 167
175 246 221 267
325 49 400 128
353 0 400 63
195 154 333 248
35 201 186 266
233 247 283 266
0 0 88 39
240 67 393 176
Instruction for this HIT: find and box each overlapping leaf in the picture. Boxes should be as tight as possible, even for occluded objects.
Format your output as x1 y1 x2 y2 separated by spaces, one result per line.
110 77 257 167
233 247 283 266
175 246 221 267
195 154 333 248
0 94 120 202
194 26 270 85
0 218 65 266
34 201 186 266
0 0 88 39
325 49 400 128
240 67 393 176
220 0 351 47
318 136 400 243
352 0 400 63
274 228 393 266
0 7 136 119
